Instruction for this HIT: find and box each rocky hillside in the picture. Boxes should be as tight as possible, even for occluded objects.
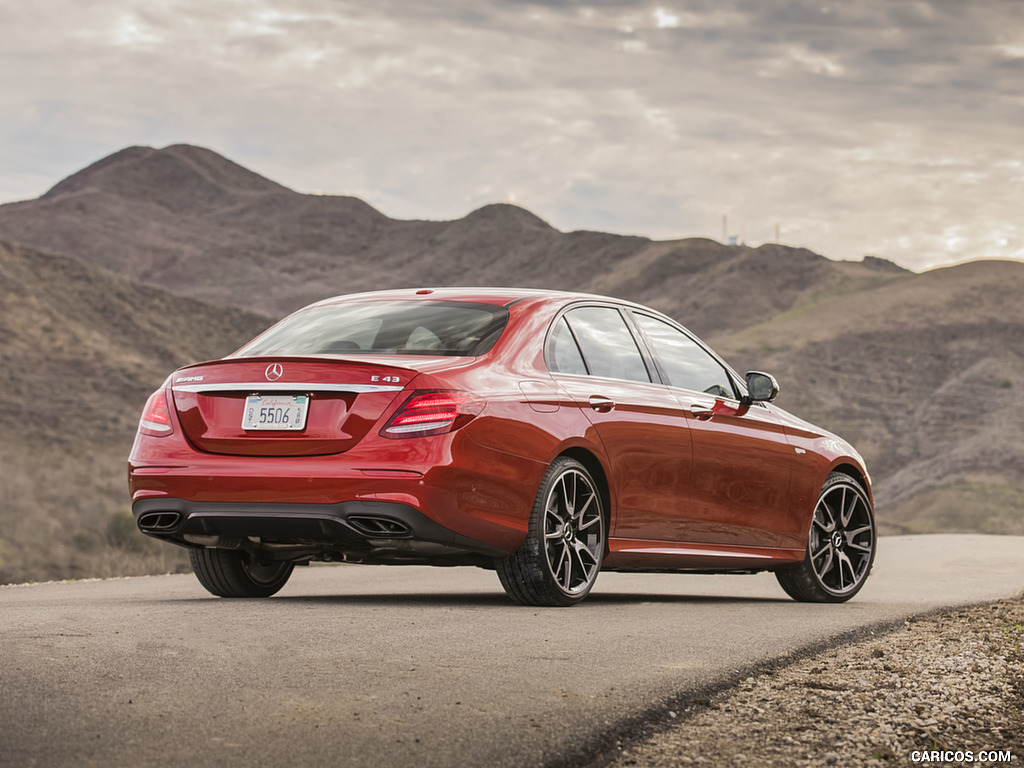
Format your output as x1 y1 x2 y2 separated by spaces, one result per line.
713 258 1024 534
0 238 270 582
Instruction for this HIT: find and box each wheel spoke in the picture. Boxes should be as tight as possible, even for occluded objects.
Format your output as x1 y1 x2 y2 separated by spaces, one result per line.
571 539 597 586
576 496 599 529
574 490 595 522
836 550 856 590
812 545 834 581
571 536 598 566
551 540 570 588
840 488 857 528
563 543 575 588
562 473 575 516
569 546 586 587
810 541 831 562
818 499 838 532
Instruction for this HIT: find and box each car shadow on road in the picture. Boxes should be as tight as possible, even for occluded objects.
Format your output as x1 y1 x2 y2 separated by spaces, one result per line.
225 591 793 607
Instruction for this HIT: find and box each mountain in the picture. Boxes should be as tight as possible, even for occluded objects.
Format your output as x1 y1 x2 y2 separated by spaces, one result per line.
0 144 1021 581
0 144 907 337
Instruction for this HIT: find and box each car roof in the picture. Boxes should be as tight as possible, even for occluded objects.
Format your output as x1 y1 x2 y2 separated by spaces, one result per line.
310 287 628 309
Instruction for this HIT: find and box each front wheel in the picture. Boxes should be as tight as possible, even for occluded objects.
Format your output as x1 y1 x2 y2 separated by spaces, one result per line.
776 472 876 603
189 548 294 598
496 457 606 606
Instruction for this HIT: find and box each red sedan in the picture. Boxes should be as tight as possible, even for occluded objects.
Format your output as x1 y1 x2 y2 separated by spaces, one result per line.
129 288 876 606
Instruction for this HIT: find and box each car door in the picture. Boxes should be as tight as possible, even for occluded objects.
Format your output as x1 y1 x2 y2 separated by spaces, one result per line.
631 312 797 548
546 305 694 541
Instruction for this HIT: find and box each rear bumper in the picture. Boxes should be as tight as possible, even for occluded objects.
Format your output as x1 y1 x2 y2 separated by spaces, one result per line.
128 427 548 558
132 496 510 564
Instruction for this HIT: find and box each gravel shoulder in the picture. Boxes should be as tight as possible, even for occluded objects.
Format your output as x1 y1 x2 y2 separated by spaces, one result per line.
600 594 1024 767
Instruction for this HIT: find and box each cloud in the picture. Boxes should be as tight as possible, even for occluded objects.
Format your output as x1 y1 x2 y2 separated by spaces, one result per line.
0 0 1022 269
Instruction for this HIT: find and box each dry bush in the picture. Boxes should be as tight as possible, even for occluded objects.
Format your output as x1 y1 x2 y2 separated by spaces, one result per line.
0 444 189 584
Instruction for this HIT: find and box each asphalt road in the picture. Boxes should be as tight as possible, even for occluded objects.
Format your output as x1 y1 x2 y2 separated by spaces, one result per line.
2 534 1023 768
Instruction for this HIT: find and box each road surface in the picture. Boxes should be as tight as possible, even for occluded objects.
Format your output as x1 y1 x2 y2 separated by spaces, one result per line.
2 534 1023 768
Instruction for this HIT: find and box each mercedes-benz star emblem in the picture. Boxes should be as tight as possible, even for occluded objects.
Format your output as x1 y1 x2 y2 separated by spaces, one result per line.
265 363 284 381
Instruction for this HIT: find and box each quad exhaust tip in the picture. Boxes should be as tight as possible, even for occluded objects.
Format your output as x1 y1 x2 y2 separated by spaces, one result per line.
347 515 413 538
137 511 183 532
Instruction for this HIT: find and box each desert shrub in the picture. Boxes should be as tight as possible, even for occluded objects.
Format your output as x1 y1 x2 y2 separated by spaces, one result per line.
107 508 148 552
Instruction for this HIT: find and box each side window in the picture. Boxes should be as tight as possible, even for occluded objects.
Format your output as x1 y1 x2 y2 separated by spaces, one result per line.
634 314 736 398
563 307 651 383
548 317 588 375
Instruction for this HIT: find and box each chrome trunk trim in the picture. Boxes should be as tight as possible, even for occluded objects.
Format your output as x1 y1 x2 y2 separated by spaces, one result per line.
173 382 405 394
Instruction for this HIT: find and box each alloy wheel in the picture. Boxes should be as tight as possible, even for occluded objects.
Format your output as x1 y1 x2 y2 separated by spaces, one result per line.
808 481 875 596
542 468 603 596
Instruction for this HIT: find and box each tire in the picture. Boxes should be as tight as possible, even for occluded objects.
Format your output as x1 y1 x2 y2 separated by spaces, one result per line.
189 548 294 598
496 457 606 606
776 472 876 603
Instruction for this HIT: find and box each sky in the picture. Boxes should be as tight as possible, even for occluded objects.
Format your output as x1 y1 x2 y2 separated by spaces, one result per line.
2 0 1023 271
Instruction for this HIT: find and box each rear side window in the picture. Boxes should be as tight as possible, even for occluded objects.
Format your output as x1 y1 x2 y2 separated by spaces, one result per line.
235 301 509 357
633 314 736 398
561 306 651 383
548 318 588 375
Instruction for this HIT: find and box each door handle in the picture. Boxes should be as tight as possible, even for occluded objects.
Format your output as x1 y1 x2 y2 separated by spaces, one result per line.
588 395 615 413
690 404 714 421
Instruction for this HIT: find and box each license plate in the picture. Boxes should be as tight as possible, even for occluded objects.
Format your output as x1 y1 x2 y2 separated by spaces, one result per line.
242 395 309 431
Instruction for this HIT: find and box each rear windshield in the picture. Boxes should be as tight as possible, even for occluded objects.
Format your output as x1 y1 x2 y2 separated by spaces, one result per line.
234 300 509 358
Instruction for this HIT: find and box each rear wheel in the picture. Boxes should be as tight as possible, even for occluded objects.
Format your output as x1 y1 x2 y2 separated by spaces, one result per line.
496 457 605 606
776 472 876 603
189 549 294 598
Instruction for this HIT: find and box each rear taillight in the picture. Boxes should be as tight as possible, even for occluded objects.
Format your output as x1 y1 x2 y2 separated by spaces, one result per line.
139 390 174 437
380 390 483 438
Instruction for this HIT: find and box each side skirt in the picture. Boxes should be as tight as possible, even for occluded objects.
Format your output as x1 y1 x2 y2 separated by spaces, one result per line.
603 537 804 572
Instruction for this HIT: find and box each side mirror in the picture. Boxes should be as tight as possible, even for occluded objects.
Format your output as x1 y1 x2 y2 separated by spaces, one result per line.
744 371 779 404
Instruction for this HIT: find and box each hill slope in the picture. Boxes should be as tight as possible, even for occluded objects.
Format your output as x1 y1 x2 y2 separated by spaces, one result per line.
713 258 1024 534
0 238 271 582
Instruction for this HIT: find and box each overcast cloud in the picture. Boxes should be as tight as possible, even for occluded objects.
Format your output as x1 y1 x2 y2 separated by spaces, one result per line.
2 0 1023 269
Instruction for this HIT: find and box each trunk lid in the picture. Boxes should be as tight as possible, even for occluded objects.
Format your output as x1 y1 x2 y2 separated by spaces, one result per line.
169 356 454 456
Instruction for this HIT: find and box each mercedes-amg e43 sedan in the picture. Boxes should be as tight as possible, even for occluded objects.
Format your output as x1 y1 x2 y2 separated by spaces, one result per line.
129 288 875 606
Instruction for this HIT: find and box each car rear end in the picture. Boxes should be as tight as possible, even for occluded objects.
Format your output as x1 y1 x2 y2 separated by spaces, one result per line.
128 294 540 570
